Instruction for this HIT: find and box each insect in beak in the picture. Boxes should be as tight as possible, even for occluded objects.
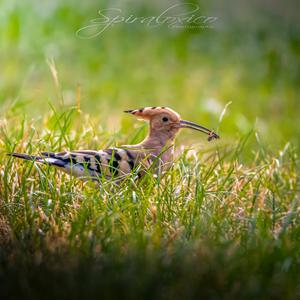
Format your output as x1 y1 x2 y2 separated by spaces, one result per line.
179 120 220 141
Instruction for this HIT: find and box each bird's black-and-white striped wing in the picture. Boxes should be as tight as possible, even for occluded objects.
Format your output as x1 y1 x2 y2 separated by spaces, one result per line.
40 148 140 180
10 148 146 181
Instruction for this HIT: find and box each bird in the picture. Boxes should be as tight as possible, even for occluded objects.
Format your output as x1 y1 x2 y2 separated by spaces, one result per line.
9 107 219 182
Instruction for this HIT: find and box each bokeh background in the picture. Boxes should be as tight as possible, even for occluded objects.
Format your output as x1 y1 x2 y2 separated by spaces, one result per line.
1 0 300 152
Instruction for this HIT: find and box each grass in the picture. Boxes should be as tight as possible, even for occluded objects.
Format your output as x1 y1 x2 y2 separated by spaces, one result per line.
1 0 300 299
1 108 299 299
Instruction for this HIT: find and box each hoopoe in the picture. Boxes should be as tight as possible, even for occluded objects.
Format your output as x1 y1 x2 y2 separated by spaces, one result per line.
10 107 219 181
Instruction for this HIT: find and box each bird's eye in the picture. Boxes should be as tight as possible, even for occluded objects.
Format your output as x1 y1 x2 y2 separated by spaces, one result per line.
162 117 169 122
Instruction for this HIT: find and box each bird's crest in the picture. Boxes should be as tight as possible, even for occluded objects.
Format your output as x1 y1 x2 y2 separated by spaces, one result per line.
124 106 180 121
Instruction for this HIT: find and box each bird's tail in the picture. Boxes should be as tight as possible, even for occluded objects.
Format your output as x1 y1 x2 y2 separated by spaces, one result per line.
8 153 42 161
8 152 66 168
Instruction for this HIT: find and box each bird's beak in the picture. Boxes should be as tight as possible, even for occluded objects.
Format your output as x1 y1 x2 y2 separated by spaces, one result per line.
179 120 220 141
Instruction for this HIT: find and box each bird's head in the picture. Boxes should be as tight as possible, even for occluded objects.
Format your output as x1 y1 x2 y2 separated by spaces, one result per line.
124 106 219 141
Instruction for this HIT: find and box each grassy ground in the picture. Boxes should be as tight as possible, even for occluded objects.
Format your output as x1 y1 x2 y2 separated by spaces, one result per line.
1 1 300 299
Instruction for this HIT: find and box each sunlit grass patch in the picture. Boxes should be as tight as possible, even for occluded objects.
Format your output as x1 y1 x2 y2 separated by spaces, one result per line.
0 108 299 298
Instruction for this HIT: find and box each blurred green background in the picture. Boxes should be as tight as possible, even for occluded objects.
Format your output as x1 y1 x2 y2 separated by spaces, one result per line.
1 0 300 151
